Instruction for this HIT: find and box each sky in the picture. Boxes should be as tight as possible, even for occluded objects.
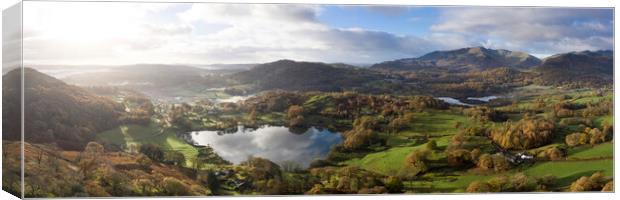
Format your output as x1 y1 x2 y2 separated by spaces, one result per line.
20 2 614 65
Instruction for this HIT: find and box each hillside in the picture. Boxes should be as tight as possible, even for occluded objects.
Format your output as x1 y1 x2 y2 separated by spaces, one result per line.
534 50 613 87
2 141 211 197
230 60 388 92
371 46 541 72
2 68 124 150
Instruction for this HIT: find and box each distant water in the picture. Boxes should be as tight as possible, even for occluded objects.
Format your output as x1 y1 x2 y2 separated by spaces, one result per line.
437 95 500 106
467 96 500 102
217 95 254 103
189 126 342 167
436 97 472 106
37 68 112 79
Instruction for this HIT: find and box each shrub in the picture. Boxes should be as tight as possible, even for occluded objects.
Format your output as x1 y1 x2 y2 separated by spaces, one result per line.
466 181 492 193
425 140 438 151
491 154 511 172
602 181 613 192
399 150 429 178
565 128 607 147
446 149 473 168
139 144 164 162
470 148 482 161
569 172 608 192
569 177 595 192
565 133 582 147
487 175 511 192
163 151 186 166
136 154 153 170
384 176 404 193
511 173 533 191
162 177 190 196
477 154 494 170
544 147 566 161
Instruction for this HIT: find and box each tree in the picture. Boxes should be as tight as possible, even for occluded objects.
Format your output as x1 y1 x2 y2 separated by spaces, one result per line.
136 154 153 170
162 177 190 196
544 147 566 161
492 154 510 172
163 151 186 166
466 181 492 193
204 171 220 193
342 116 379 150
139 144 164 162
79 142 105 179
343 128 375 150
287 105 303 118
425 140 438 151
587 128 606 145
134 178 155 195
569 172 608 192
565 133 582 147
470 148 482 161
511 173 531 191
84 142 104 158
446 148 473 168
490 118 556 150
287 105 305 127
477 154 494 170
487 175 511 192
399 150 428 178
566 127 607 147
247 107 258 125
384 176 404 193
102 171 131 196
569 177 595 192
387 112 414 133
602 181 613 192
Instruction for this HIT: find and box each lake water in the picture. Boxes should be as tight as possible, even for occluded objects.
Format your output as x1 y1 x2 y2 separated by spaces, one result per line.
436 95 501 106
216 95 254 103
189 126 342 167
436 97 472 106
467 95 500 102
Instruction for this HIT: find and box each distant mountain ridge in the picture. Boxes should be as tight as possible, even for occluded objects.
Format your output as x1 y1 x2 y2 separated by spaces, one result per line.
371 46 542 72
230 59 387 92
534 50 613 86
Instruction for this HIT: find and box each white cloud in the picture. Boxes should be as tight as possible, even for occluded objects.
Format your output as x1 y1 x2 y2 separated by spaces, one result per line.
23 1 191 65
21 3 613 66
22 2 437 65
429 7 613 54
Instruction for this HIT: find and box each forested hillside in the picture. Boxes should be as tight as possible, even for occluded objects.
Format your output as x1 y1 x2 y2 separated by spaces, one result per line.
3 68 124 150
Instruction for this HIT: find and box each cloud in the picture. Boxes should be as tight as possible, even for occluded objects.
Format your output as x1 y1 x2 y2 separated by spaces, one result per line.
174 4 433 64
21 3 614 65
22 1 191 65
2 3 22 74
429 7 613 54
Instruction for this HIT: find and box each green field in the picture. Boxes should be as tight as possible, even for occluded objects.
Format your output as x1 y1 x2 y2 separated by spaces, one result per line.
344 145 421 175
344 110 467 176
97 123 199 167
524 159 613 187
568 142 613 160
400 110 476 137
105 87 613 194
593 115 613 128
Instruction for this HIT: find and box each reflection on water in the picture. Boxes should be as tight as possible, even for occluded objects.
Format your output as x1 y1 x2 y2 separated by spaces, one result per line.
189 126 342 167
216 95 254 103
437 95 500 106
467 95 500 102
436 97 471 106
